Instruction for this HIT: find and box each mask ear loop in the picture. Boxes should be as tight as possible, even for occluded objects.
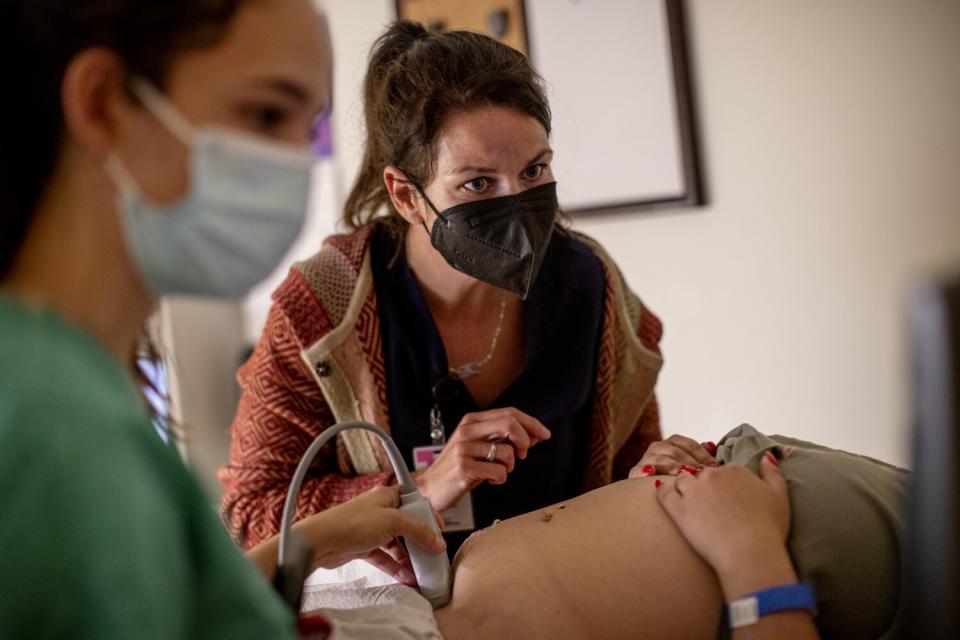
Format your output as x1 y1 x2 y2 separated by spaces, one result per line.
399 169 443 237
103 154 144 203
103 77 202 214
128 77 196 147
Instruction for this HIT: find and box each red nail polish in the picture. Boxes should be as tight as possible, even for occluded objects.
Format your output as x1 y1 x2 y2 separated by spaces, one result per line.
642 465 655 476
765 451 779 467
655 479 663 488
679 465 697 475
704 441 718 456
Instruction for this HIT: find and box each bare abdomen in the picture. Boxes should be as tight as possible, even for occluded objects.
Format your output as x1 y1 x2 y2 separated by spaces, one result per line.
434 478 723 640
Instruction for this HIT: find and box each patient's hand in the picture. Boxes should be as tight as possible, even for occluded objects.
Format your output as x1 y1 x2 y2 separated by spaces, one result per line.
655 453 793 600
629 434 718 477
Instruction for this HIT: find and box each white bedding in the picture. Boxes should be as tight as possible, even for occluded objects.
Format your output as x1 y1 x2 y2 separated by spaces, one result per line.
300 561 444 639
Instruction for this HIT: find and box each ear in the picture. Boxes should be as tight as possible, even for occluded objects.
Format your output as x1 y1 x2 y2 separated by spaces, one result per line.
383 165 427 225
60 47 135 157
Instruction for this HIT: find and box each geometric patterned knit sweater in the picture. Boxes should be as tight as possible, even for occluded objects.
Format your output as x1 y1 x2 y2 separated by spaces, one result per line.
218 224 664 549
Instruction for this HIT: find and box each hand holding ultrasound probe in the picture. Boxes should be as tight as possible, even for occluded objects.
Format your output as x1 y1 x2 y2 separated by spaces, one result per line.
277 422 452 610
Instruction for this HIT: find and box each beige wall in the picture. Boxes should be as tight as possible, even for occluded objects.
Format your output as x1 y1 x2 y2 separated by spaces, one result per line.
577 0 960 466
321 0 960 466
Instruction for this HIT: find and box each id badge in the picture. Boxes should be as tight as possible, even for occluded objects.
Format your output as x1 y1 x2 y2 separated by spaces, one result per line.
412 444 476 533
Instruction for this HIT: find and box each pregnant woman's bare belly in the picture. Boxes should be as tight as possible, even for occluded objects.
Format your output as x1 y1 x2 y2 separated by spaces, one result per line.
434 478 723 640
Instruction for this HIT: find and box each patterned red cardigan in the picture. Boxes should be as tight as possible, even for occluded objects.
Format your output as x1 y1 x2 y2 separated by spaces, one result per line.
219 225 664 549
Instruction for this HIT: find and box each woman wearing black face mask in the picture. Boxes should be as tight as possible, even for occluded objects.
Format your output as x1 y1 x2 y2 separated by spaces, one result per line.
222 21 709 555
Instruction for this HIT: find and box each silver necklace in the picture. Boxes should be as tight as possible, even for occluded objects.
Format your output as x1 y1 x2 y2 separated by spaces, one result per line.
449 297 508 379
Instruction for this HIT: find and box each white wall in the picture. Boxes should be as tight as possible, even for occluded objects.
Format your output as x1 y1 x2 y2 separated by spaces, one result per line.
318 0 960 466
323 0 397 209
160 297 245 501
579 0 960 467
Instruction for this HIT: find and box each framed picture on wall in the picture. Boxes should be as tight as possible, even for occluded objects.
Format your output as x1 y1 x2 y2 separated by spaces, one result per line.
395 0 529 55
394 0 703 215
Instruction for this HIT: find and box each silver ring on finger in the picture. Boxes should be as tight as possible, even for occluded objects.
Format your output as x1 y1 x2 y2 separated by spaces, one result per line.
485 442 497 462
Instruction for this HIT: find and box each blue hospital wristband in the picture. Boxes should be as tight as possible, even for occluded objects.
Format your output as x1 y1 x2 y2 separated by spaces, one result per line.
727 583 816 629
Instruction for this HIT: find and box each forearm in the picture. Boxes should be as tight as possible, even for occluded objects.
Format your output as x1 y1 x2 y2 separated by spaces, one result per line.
732 611 819 640
718 545 820 640
223 470 395 549
246 535 281 581
244 511 346 583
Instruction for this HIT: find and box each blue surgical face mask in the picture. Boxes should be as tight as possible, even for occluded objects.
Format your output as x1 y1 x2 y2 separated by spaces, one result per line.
104 78 315 299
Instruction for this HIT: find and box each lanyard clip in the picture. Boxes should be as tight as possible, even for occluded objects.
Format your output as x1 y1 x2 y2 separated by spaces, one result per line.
429 405 446 446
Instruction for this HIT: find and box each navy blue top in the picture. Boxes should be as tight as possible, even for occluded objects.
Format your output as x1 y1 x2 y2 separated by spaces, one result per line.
370 225 605 553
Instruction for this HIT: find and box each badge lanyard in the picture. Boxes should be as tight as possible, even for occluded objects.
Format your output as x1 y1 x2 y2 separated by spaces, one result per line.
412 378 475 532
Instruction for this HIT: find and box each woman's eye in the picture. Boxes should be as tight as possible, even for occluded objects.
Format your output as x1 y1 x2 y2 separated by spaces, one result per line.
463 177 491 193
523 164 545 180
242 104 289 132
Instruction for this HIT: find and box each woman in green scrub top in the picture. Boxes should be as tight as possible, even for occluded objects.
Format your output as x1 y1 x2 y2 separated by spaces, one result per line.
0 0 445 637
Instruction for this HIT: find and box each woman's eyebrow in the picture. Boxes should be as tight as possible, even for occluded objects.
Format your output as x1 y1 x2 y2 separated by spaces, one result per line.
248 76 332 116
249 77 311 103
452 148 554 176
527 148 553 165
453 164 498 175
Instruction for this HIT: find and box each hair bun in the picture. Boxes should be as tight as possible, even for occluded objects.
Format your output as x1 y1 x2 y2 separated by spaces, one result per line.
372 20 430 66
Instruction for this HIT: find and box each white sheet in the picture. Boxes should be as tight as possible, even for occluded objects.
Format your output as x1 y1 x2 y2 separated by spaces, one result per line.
301 561 444 640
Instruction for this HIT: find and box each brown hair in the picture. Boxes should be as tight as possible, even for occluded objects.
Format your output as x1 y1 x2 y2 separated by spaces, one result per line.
0 0 248 278
343 20 552 234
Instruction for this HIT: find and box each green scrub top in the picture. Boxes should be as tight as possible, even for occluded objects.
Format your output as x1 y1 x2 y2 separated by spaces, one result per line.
0 295 297 639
